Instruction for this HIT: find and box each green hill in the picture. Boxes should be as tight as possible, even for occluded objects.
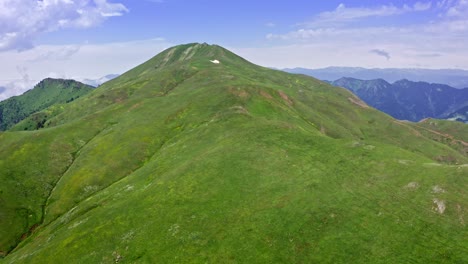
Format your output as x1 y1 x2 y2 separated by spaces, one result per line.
0 78 94 131
1 43 467 263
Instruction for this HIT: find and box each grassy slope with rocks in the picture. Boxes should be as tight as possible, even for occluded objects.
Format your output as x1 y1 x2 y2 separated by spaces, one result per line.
0 78 94 131
0 43 467 263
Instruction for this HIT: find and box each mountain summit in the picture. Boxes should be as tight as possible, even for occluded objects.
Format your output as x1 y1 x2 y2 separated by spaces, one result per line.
0 78 93 131
1 43 467 263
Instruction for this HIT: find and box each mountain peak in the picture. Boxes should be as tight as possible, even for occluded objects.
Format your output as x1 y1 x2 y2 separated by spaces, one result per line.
112 43 256 85
155 43 227 65
0 78 93 131
144 43 254 70
37 78 88 87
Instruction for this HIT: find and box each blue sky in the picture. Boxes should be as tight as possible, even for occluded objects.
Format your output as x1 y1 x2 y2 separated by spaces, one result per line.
1 0 468 99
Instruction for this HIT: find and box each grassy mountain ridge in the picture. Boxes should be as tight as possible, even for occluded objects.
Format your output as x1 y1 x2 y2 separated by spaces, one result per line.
1 43 467 262
0 78 93 131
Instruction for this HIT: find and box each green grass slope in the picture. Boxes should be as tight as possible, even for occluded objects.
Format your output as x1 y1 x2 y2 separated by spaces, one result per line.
0 78 93 131
1 43 467 262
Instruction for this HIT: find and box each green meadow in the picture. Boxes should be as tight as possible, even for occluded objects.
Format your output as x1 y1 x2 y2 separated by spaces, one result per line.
1 43 466 263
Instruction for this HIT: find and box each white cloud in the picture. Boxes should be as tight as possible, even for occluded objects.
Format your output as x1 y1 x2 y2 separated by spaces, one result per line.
299 2 430 28
0 65 37 101
234 39 468 70
428 0 468 32
259 1 468 70
269 2 433 41
267 26 406 41
445 0 468 16
414 2 432 11
437 0 453 9
29 45 81 62
0 0 128 51
0 38 171 100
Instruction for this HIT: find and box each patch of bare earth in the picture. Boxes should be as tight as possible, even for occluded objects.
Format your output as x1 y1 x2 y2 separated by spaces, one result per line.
229 87 249 99
259 90 273 99
413 123 468 148
278 90 293 106
128 102 143 111
393 120 422 137
348 96 369 108
161 48 176 66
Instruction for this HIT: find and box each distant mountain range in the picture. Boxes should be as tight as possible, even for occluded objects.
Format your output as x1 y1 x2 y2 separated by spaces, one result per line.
81 74 120 87
284 67 468 89
0 78 93 130
331 77 468 122
446 105 468 123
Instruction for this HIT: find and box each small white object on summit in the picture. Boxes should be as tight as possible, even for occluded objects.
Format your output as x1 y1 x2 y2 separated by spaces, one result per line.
210 59 220 64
